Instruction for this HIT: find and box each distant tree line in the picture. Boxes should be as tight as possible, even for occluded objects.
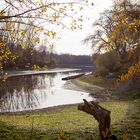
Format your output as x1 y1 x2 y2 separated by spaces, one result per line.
53 53 93 65
1 41 92 70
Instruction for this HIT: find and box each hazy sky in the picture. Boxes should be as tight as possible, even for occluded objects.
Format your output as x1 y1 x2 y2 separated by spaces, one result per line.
55 0 113 55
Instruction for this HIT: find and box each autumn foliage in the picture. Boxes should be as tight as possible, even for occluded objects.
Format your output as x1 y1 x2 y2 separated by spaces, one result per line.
86 0 140 84
118 61 140 82
0 0 93 76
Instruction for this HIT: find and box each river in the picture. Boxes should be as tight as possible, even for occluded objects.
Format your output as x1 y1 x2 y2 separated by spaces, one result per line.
0 66 95 112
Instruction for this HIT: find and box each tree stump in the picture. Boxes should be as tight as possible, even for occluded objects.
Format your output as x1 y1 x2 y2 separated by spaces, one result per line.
78 99 111 140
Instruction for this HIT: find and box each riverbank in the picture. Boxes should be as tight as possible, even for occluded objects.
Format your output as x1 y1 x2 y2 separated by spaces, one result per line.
0 101 132 140
72 74 140 139
0 74 139 139
73 74 140 101
72 75 117 101
0 100 139 140
1 68 81 79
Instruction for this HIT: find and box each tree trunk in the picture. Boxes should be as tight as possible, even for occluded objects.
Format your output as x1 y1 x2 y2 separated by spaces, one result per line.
78 99 111 140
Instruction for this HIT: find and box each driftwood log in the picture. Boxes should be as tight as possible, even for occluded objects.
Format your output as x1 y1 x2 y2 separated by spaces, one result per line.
78 99 111 140
62 73 84 80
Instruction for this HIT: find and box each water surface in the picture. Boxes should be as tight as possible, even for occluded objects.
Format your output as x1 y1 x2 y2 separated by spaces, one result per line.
0 71 94 112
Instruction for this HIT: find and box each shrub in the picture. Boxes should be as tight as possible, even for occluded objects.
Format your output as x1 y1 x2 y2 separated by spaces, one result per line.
93 51 121 76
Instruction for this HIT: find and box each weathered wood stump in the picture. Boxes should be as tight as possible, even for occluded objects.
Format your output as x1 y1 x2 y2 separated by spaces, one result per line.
78 99 111 140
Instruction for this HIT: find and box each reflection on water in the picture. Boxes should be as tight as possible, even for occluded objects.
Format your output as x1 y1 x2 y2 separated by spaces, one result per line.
0 72 94 112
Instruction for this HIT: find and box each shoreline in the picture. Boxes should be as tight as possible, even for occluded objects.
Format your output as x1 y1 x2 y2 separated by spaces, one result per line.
0 74 139 140
1 68 81 79
0 79 99 115
0 103 81 115
0 74 115 115
0 75 105 115
71 79 109 101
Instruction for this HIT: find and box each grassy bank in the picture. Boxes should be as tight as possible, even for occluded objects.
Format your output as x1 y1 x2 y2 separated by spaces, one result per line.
0 101 131 140
74 76 116 89
73 75 140 139
73 75 117 100
0 75 139 140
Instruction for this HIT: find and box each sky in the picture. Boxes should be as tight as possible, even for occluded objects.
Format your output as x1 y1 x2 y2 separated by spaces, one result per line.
55 0 113 55
0 0 113 56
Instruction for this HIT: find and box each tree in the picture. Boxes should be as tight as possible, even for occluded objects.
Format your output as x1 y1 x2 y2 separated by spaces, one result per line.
0 0 93 76
85 0 140 79
93 51 121 76
85 0 139 60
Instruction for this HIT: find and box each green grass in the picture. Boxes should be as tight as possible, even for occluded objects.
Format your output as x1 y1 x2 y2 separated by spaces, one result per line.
0 75 139 139
73 76 140 139
111 101 140 140
74 77 117 99
0 102 129 140
74 79 105 91
77 76 116 90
